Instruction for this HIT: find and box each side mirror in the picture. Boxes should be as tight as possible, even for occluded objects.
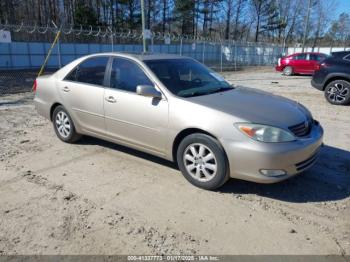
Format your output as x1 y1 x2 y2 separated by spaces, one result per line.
136 85 162 99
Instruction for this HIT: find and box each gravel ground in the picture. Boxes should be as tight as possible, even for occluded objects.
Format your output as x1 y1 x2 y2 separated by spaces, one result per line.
0 68 349 255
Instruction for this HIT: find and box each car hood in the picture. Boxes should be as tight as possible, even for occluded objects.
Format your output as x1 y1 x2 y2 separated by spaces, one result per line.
187 87 309 128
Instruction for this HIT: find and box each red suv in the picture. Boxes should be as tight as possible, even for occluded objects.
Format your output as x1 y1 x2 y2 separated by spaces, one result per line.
275 52 328 76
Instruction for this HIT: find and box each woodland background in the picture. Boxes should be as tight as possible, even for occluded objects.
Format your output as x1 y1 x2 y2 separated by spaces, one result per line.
0 0 349 46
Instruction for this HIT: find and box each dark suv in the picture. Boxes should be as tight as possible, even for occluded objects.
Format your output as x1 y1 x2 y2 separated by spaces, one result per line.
312 51 350 105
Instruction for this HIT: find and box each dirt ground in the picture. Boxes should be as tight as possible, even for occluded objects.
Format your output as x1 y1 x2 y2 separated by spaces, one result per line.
0 69 349 255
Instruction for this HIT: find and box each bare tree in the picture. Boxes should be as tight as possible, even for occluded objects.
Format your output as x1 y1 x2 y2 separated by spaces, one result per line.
232 0 246 40
223 0 233 40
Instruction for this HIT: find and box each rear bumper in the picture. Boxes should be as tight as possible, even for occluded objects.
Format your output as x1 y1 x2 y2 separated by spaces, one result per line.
311 79 324 91
221 123 324 183
34 97 51 120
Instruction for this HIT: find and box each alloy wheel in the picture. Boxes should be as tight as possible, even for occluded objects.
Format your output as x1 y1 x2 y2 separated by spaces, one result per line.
55 111 71 138
327 83 349 103
283 66 292 75
183 143 217 182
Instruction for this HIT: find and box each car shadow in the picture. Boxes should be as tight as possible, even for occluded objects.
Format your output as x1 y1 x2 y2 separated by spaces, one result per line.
219 145 350 203
77 136 178 170
0 98 30 106
78 136 350 204
287 74 313 77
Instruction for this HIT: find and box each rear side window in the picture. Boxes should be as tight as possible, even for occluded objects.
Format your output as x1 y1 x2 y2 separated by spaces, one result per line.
65 56 109 86
293 54 307 60
310 54 320 61
310 54 326 61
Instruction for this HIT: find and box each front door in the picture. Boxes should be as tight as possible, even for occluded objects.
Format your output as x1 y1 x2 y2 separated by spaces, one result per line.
291 53 308 74
103 57 169 155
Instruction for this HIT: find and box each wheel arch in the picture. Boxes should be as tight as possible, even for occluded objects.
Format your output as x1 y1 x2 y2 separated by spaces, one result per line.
50 102 62 121
323 75 350 90
283 65 294 75
172 128 225 163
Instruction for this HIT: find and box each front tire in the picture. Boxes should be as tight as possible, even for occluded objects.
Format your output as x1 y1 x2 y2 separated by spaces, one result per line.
324 80 350 105
52 106 81 143
177 133 229 190
283 66 293 76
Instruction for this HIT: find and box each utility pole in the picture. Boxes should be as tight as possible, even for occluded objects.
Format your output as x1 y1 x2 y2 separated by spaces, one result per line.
302 0 312 53
141 0 147 52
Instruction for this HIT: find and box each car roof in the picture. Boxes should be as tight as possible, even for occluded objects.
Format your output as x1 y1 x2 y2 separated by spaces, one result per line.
86 52 186 61
331 51 350 58
289 52 326 56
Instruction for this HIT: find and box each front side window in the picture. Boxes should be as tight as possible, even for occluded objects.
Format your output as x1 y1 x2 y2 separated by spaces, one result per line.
109 58 153 92
65 56 109 86
145 59 232 97
293 54 307 60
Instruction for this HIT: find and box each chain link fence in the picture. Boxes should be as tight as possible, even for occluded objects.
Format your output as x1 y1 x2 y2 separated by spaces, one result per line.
0 22 283 95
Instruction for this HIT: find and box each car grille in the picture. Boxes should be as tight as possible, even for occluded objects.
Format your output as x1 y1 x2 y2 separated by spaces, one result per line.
288 121 311 137
295 150 320 172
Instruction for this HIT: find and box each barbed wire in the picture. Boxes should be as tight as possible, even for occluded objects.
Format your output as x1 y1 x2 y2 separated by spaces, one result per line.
0 21 282 46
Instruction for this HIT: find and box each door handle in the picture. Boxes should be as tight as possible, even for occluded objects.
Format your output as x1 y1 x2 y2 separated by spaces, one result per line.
62 86 70 92
105 96 116 103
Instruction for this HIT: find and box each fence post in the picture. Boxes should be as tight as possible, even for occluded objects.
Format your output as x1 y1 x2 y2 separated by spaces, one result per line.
220 41 223 72
111 31 114 52
151 36 154 52
27 42 32 68
262 44 265 66
58 38 62 68
234 41 237 71
202 40 205 64
180 37 183 56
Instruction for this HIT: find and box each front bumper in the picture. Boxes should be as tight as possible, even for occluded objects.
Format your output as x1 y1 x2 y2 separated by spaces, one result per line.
221 123 323 183
311 79 324 91
275 65 283 72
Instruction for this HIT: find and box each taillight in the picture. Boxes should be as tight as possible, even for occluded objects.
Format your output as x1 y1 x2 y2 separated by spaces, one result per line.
315 62 330 71
33 79 37 92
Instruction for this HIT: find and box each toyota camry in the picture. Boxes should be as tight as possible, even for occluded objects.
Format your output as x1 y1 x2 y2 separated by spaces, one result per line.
34 53 323 190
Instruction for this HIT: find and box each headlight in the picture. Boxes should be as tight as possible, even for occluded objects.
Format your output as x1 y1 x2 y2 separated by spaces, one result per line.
235 123 296 143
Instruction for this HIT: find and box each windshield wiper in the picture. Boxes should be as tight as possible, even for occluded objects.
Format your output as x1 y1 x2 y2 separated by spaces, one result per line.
208 86 234 94
181 86 234 97
181 91 208 97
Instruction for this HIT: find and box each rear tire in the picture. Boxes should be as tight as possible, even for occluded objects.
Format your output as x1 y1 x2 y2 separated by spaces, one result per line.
283 66 293 76
52 106 81 143
324 80 350 105
176 133 229 190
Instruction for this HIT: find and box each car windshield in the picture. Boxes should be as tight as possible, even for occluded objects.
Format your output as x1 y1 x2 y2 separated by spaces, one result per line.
144 58 233 97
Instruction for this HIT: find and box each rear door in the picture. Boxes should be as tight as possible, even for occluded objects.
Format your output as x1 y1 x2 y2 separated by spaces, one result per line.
309 54 324 73
58 56 109 134
103 57 169 155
